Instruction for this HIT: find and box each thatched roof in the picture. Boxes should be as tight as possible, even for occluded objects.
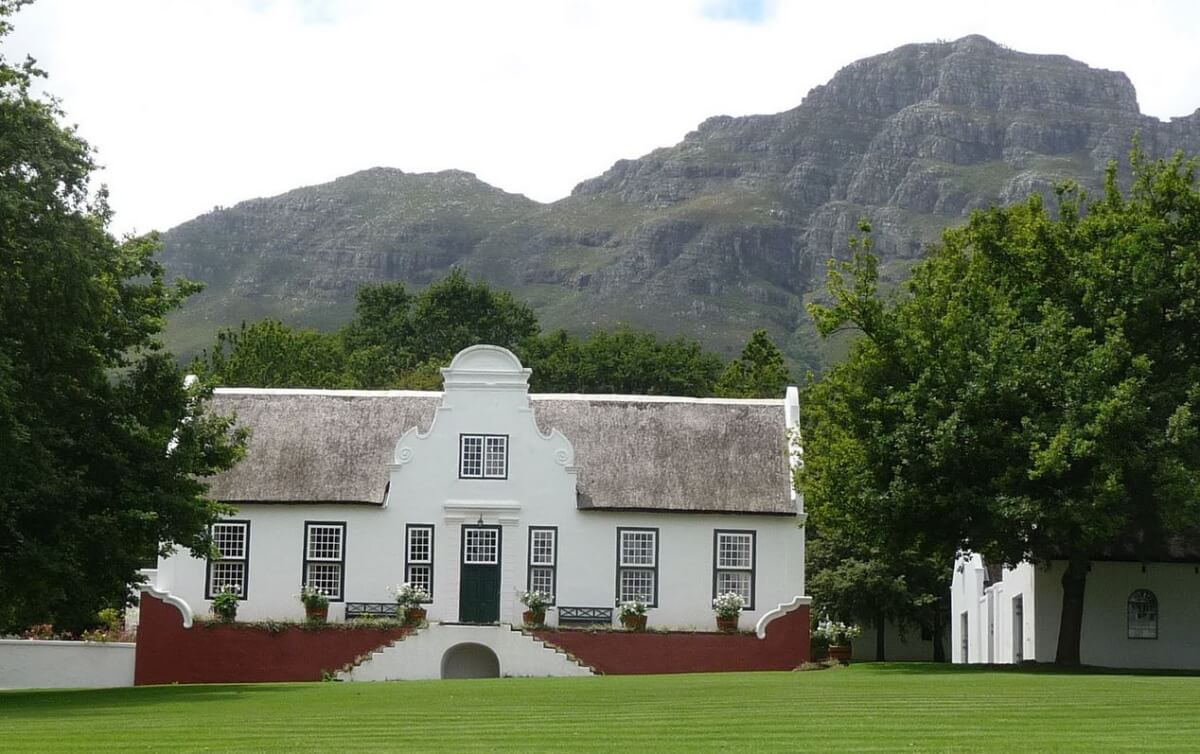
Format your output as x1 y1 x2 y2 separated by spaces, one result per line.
203 389 794 514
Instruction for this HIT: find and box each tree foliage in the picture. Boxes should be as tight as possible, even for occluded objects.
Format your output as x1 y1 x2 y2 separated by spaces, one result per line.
801 151 1200 664
521 328 725 395
714 328 791 398
0 3 245 633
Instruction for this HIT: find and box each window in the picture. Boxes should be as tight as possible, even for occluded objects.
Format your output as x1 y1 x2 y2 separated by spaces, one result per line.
464 527 500 564
405 524 434 600
1127 589 1158 639
459 434 508 479
302 521 346 601
528 527 557 603
616 528 659 606
713 530 756 609
206 520 250 599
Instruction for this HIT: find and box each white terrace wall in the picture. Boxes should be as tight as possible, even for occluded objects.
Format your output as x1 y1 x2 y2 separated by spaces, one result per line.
0 640 135 690
853 621 946 662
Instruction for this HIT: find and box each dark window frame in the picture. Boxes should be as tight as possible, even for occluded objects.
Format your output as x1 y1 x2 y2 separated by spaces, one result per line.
615 527 660 608
1127 588 1159 640
458 433 510 480
527 526 558 606
301 520 347 602
404 523 436 602
711 529 756 610
205 519 251 600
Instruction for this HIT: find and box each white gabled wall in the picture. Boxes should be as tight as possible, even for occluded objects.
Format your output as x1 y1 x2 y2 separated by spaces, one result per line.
158 346 806 630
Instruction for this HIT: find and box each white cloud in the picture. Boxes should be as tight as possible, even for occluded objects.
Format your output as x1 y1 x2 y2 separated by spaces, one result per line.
5 0 1198 235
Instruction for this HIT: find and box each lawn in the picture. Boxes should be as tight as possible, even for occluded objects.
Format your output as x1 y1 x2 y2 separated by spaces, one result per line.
2 664 1199 752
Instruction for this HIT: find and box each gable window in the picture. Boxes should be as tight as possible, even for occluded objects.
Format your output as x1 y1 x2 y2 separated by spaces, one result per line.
206 520 250 599
1127 589 1158 639
460 434 508 479
713 530 755 609
528 527 557 603
616 527 658 606
405 524 434 600
303 521 346 601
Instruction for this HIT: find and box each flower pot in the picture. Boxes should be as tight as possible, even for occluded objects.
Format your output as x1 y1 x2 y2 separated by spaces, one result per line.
828 644 852 664
213 608 237 623
404 606 427 626
716 614 739 633
523 609 546 628
305 604 328 623
620 614 647 631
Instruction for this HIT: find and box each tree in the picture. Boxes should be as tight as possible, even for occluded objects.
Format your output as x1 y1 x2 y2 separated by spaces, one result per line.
193 320 348 388
0 2 244 633
715 329 792 398
802 152 1200 665
521 328 725 395
404 269 540 363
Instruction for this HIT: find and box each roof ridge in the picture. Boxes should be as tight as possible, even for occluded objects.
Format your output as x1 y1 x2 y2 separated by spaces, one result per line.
211 386 787 406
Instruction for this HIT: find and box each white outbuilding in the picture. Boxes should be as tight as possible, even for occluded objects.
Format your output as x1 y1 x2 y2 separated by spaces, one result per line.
951 549 1200 669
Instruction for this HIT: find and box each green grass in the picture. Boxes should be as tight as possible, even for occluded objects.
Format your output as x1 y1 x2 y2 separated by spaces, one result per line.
2 664 1199 752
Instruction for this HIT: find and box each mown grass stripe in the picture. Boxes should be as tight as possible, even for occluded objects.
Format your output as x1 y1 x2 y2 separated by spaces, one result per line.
2 664 1199 752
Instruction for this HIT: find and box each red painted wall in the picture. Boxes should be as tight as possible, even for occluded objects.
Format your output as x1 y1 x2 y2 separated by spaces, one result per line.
531 604 810 674
134 593 408 685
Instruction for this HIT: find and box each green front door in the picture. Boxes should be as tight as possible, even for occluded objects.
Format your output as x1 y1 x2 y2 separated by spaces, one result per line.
459 525 501 623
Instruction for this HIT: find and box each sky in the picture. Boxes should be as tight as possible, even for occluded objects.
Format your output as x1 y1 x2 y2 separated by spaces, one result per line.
5 0 1200 236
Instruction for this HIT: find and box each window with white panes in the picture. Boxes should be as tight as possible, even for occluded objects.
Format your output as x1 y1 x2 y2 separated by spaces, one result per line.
464 527 499 564
1127 589 1158 639
405 524 434 600
459 434 508 479
528 527 557 604
713 530 755 609
616 528 658 606
206 520 250 599
302 522 346 601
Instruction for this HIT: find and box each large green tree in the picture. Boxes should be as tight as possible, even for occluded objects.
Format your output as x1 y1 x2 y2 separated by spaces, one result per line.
802 152 1200 665
0 3 244 633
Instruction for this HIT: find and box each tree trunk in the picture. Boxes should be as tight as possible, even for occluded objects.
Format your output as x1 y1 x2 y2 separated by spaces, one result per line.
875 612 886 661
1054 557 1089 666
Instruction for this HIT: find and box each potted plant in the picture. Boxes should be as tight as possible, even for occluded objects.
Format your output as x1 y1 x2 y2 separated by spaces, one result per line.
299 585 330 623
712 592 745 633
816 618 861 663
211 585 240 623
519 590 552 627
616 600 648 631
391 582 430 626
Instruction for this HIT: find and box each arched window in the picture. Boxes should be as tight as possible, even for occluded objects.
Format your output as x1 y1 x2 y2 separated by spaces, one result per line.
1127 589 1158 639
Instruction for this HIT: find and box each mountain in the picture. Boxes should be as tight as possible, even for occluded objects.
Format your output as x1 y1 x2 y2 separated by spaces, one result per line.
160 35 1200 366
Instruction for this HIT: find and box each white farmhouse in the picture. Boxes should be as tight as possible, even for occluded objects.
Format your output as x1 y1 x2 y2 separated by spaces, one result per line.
152 345 808 648
951 549 1200 669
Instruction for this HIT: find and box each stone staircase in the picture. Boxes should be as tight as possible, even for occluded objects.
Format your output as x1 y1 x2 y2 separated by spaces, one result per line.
337 623 595 681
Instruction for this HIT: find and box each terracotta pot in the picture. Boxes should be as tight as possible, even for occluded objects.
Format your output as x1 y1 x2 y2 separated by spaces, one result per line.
305 604 328 623
523 609 546 627
828 644 852 664
620 614 647 631
404 606 427 626
716 614 739 633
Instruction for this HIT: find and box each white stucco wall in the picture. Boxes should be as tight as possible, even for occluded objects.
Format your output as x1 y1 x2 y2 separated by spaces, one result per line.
0 640 135 690
1032 560 1200 669
853 621 945 662
157 347 806 630
953 555 1200 669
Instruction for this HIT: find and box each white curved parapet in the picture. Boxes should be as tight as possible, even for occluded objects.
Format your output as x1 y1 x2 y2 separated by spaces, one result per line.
755 595 812 640
139 583 195 629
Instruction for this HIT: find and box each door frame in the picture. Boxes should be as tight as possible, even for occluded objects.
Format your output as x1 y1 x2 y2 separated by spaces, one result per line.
458 524 502 623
